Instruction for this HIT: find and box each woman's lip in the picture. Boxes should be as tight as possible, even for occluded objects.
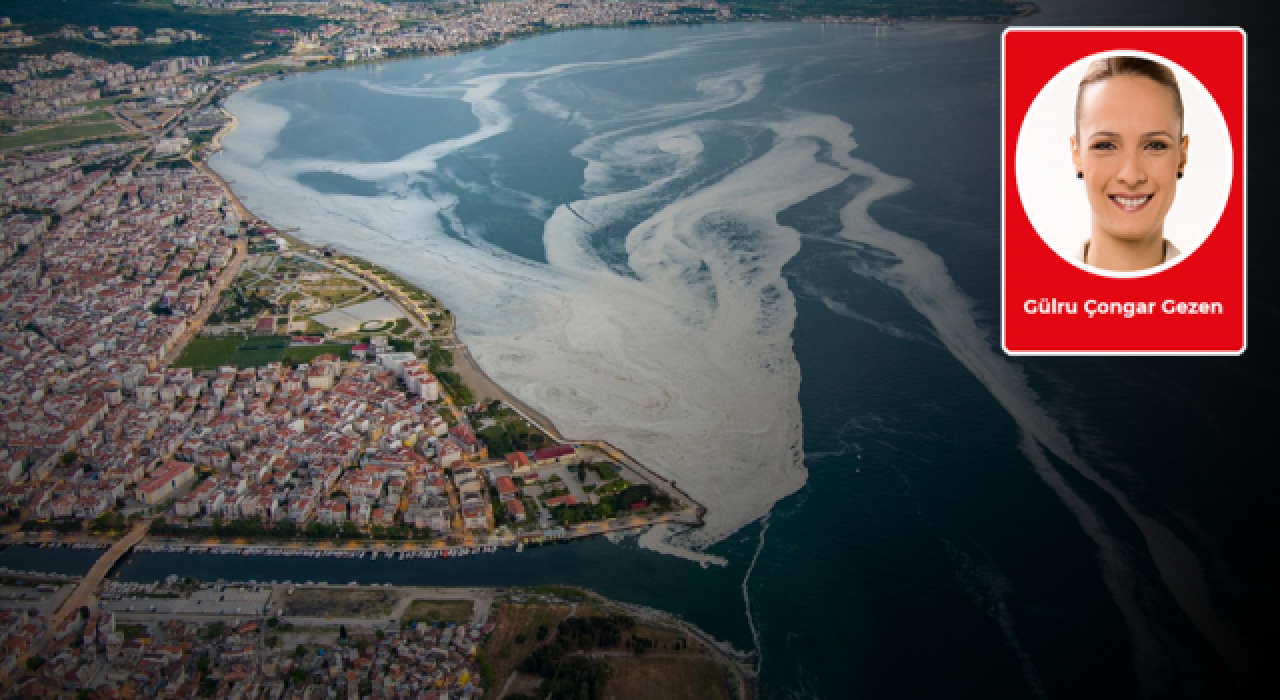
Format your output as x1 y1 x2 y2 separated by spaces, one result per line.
1108 194 1153 212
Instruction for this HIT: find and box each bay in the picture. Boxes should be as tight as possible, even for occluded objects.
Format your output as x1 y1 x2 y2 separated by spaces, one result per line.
190 11 1273 698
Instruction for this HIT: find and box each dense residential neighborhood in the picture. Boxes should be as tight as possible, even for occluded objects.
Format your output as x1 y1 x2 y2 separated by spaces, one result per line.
0 2 748 696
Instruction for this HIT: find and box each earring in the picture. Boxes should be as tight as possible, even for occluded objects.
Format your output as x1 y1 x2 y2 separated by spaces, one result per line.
1076 172 1083 179
1177 172 1183 179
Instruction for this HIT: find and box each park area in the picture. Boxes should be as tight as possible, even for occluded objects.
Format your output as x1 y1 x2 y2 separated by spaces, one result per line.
174 335 347 370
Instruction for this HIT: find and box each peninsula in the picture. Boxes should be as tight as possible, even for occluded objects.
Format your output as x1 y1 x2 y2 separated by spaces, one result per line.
0 569 755 699
1 0 1035 696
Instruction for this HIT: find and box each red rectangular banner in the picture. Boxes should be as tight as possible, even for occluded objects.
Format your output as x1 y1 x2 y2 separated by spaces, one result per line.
1002 28 1246 355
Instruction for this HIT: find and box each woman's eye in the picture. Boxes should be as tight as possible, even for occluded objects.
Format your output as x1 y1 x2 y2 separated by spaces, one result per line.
1090 141 1115 151
1145 141 1170 150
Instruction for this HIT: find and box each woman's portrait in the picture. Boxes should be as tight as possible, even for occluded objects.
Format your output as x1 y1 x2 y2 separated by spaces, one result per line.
1014 50 1233 279
1070 57 1187 272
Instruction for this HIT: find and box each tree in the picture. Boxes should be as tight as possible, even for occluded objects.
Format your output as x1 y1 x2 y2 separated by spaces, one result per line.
148 516 168 534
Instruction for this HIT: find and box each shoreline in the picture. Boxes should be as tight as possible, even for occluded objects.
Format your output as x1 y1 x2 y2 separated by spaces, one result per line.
199 58 711 527
217 13 1037 96
450 341 565 441
0 560 752 696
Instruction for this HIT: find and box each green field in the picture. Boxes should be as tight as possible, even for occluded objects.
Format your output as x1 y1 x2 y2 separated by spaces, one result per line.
230 336 290 367
0 120 125 150
173 335 296 369
0 111 114 129
173 335 244 370
282 343 351 365
65 111 112 123
402 599 474 626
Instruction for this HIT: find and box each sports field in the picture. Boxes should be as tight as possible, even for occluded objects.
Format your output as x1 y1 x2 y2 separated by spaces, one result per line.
172 336 243 370
173 335 293 369
230 336 290 367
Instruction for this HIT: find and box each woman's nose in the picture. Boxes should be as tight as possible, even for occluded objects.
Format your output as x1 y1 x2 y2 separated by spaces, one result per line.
1114 148 1147 187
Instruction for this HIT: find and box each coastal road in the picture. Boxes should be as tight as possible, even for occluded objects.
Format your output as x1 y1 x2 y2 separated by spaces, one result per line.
198 157 253 223
152 160 249 368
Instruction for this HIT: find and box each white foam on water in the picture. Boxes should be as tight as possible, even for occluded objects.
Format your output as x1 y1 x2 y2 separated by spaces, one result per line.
637 525 728 568
510 114 867 547
213 52 824 555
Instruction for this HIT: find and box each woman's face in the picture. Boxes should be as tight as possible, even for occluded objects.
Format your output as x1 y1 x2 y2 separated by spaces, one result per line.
1072 74 1188 243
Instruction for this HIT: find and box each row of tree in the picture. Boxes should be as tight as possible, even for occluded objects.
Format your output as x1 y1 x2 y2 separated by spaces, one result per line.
553 614 636 650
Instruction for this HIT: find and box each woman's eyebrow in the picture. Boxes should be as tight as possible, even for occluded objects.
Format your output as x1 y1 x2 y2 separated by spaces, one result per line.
1088 130 1177 141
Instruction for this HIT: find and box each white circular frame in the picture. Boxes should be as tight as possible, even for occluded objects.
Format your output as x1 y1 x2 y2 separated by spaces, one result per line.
1015 49 1233 278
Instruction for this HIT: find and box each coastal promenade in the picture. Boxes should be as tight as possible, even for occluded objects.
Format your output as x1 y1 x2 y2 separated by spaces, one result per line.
450 342 564 440
299 249 568 440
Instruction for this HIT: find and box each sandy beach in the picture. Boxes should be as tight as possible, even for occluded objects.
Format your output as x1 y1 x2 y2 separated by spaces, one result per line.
447 341 565 440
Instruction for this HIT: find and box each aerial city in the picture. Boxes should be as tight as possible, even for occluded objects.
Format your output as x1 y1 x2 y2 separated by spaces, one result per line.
0 1 1269 699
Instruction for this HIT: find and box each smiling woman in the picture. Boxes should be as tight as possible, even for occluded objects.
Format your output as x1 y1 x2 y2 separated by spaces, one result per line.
1014 47 1234 280
1068 56 1188 272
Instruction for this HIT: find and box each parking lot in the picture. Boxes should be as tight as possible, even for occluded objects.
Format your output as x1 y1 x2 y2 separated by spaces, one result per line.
103 584 272 617
0 583 73 617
